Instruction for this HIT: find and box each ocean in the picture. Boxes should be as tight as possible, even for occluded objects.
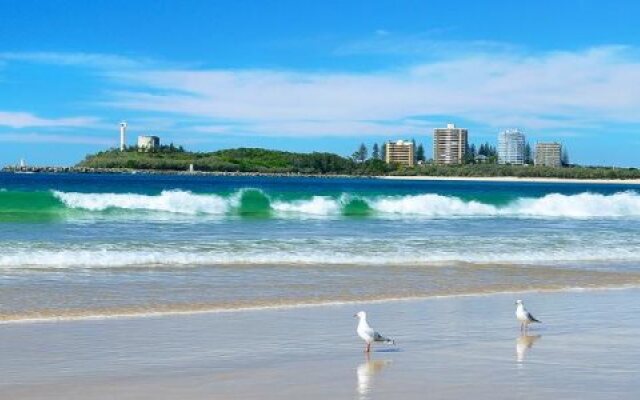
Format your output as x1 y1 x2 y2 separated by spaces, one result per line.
1 172 640 322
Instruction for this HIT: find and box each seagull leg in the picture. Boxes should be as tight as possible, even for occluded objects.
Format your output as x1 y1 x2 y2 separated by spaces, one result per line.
365 343 371 353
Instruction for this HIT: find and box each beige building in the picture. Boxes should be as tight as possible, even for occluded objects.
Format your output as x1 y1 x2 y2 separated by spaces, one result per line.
385 140 415 167
137 135 160 152
535 142 562 167
433 123 468 165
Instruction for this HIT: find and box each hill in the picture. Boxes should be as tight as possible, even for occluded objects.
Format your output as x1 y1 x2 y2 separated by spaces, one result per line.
76 147 392 175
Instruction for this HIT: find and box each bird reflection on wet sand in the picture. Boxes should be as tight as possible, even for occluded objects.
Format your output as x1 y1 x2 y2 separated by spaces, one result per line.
356 354 392 399
516 334 542 363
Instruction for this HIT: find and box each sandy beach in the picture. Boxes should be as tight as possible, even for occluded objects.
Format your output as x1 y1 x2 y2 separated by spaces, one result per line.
2 288 639 399
379 175 640 185
2 174 640 399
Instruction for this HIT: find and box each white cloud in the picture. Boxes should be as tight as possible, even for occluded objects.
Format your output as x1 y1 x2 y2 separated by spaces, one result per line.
334 33 517 57
191 119 430 138
103 45 640 137
0 132 112 145
0 52 145 69
5 45 640 140
0 111 99 129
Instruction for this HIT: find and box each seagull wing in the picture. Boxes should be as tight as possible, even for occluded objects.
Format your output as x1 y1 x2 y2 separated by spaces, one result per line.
527 312 541 323
373 331 395 344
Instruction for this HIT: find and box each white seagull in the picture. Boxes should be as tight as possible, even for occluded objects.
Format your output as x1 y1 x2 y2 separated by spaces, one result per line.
354 311 395 353
515 300 541 332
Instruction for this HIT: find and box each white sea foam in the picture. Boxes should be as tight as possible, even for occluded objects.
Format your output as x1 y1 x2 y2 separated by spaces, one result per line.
2 245 640 269
272 196 341 216
368 191 640 218
370 194 497 216
510 192 640 217
51 189 640 219
53 190 229 214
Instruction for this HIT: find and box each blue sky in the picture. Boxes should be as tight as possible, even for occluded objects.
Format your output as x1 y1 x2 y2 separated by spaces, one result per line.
1 0 640 166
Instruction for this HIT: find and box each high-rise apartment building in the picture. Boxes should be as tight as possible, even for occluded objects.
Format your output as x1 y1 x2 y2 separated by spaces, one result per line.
498 129 526 165
433 124 468 165
535 142 562 167
385 140 415 167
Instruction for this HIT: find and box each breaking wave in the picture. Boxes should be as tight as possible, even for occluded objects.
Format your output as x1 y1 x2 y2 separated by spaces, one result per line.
0 189 637 219
53 190 230 214
370 191 640 218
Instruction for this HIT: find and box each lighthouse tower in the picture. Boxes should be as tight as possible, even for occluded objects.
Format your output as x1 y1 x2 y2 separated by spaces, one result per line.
119 121 127 151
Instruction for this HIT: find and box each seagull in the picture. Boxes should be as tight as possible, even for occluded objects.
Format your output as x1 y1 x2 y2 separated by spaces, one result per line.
354 311 395 353
515 300 541 332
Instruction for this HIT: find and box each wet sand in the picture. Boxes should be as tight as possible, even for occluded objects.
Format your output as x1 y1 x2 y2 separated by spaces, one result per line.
1 288 639 399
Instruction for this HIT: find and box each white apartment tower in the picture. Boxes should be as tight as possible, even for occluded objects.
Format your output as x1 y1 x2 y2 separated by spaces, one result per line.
498 129 526 165
433 123 468 165
119 121 128 151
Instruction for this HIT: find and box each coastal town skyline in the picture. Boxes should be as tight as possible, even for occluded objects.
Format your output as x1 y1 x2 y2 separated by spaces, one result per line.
10 119 567 170
2 1 640 166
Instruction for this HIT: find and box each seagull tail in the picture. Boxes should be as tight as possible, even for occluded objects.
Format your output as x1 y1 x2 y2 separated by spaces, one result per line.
531 317 541 323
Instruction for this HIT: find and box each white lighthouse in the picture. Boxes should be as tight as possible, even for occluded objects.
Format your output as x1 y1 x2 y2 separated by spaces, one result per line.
119 121 127 151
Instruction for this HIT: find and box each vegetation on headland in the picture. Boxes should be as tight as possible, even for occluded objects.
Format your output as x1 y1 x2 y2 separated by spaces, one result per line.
72 145 640 180
77 146 395 175
392 164 640 180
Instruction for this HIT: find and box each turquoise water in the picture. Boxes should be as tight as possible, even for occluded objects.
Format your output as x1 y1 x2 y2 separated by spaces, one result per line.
1 173 640 321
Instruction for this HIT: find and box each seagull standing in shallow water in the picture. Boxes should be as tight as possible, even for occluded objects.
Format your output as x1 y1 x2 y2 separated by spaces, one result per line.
354 311 395 353
515 300 541 332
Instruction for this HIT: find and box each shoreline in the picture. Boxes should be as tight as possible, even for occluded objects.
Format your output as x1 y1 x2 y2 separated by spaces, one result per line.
3 283 638 325
379 175 640 185
4 168 640 184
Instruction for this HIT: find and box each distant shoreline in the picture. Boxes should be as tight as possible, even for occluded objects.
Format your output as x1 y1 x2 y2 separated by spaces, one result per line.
378 175 640 185
0 167 365 179
3 168 640 184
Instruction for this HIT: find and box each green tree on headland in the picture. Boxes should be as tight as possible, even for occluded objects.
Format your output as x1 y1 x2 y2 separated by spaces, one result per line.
561 146 570 166
416 144 425 162
352 143 368 163
524 142 533 164
372 143 380 160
